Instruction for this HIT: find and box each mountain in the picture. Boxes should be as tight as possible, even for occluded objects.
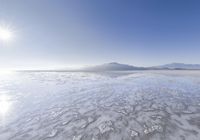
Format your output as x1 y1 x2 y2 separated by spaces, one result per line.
22 62 200 72
82 62 146 71
82 62 200 71
155 63 200 70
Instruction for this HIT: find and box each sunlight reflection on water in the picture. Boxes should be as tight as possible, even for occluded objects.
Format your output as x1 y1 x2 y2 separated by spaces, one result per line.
0 94 12 118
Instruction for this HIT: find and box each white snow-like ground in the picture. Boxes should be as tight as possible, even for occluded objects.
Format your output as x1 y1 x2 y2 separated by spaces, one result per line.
0 71 200 140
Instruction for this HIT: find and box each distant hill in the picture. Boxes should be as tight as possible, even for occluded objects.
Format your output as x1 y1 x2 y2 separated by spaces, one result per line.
82 62 146 71
154 63 200 70
22 62 200 72
81 62 200 71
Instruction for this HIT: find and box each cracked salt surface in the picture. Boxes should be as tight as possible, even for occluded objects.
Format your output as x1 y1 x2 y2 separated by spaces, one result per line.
0 70 200 140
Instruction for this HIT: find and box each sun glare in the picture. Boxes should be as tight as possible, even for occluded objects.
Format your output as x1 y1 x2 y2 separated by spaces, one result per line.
0 70 15 76
0 27 13 42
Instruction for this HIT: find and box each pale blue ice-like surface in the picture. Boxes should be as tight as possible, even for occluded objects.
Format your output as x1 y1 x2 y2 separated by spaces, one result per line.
0 71 200 140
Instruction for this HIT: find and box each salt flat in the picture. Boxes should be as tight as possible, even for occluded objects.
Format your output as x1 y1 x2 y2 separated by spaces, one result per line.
0 71 200 140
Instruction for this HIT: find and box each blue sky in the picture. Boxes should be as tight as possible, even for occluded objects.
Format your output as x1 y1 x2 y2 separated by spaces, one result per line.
0 0 200 69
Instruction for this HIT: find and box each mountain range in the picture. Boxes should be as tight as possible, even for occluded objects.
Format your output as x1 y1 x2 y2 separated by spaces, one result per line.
80 62 200 71
22 62 200 72
155 63 200 70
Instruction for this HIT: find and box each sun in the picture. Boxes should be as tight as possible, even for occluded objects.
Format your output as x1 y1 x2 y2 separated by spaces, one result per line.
0 27 13 41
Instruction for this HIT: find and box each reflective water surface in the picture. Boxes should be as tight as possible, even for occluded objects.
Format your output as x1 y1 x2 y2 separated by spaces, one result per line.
0 94 12 118
0 71 200 140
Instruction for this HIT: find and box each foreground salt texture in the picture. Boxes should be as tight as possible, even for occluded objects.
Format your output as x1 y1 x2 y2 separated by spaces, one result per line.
0 71 200 140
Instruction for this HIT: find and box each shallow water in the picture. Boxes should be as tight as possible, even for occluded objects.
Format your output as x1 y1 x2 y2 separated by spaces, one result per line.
0 71 200 140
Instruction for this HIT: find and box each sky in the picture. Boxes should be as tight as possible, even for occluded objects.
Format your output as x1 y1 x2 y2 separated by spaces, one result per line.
0 0 200 69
